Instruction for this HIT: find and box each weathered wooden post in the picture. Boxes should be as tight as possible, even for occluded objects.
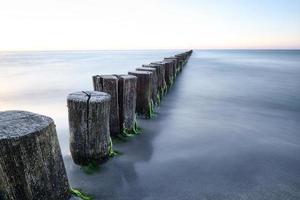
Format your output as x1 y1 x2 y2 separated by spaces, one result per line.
165 59 177 79
175 55 185 69
136 67 158 105
0 110 70 200
152 61 173 89
128 71 152 118
164 57 180 75
117 75 137 133
176 51 191 67
143 64 166 96
92 75 120 136
67 91 111 165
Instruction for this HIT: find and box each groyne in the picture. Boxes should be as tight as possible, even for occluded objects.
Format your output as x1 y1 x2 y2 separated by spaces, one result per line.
0 50 193 200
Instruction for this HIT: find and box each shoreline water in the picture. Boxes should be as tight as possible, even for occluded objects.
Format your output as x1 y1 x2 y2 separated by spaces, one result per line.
1 50 300 199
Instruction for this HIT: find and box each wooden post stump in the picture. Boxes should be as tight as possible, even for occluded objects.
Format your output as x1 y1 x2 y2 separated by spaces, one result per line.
164 59 177 79
176 52 190 66
92 75 120 136
144 64 166 96
118 75 137 133
0 110 70 200
136 67 158 105
164 57 180 75
128 71 152 118
152 61 173 89
175 55 185 69
67 91 111 165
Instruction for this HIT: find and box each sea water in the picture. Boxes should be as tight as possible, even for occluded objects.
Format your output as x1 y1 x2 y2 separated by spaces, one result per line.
1 50 300 200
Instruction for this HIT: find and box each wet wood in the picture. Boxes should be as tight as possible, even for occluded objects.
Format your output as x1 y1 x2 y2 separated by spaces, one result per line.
136 67 158 105
143 64 166 96
117 75 137 132
128 71 152 117
151 61 173 88
93 75 120 136
67 91 111 165
164 57 180 75
0 110 70 200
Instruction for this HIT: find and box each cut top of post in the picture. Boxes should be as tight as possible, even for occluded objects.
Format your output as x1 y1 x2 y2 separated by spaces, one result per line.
99 75 118 80
118 74 137 80
164 57 177 60
128 71 152 76
0 110 54 140
160 60 173 65
151 61 164 65
145 63 162 67
136 67 156 72
67 91 111 103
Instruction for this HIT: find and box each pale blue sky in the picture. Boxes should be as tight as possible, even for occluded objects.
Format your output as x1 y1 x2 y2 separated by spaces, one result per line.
0 0 299 50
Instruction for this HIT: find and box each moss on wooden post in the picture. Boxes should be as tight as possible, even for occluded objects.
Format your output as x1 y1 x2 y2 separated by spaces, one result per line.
128 71 152 118
164 57 180 76
144 64 166 97
153 61 174 89
136 67 158 105
117 75 138 134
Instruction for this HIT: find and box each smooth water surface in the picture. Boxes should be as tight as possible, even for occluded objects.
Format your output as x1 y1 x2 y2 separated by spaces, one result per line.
1 50 300 199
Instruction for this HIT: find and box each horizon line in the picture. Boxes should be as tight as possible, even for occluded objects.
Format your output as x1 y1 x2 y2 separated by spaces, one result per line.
1 48 300 53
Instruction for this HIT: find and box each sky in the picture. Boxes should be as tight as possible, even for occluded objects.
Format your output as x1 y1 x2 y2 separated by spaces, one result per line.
0 0 299 51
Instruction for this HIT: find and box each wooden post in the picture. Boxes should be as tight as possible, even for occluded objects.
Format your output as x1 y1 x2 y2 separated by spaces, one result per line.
92 75 101 91
143 64 166 96
136 67 158 105
67 91 111 165
152 61 173 89
128 71 152 118
117 75 137 133
92 75 120 136
175 52 190 66
0 111 70 200
164 59 177 80
164 57 180 75
175 55 185 69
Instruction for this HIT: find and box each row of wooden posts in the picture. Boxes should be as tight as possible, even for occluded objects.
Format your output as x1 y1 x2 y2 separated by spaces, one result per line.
0 50 193 200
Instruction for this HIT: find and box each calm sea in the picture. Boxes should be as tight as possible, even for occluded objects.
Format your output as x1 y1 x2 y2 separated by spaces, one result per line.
1 50 300 199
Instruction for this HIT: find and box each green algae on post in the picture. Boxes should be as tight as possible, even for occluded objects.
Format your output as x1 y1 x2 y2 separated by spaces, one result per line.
121 128 136 137
133 115 143 134
108 137 121 158
80 137 121 175
128 71 152 118
148 100 156 119
120 115 142 136
70 188 94 200
81 161 100 175
168 77 174 89
117 74 138 140
156 93 161 105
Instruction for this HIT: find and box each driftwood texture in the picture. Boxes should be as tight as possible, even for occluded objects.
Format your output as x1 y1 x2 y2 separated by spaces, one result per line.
0 110 70 200
161 59 176 80
128 71 152 117
136 67 158 105
93 75 120 136
151 61 173 88
67 91 111 165
118 75 137 131
164 57 180 75
144 64 166 95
